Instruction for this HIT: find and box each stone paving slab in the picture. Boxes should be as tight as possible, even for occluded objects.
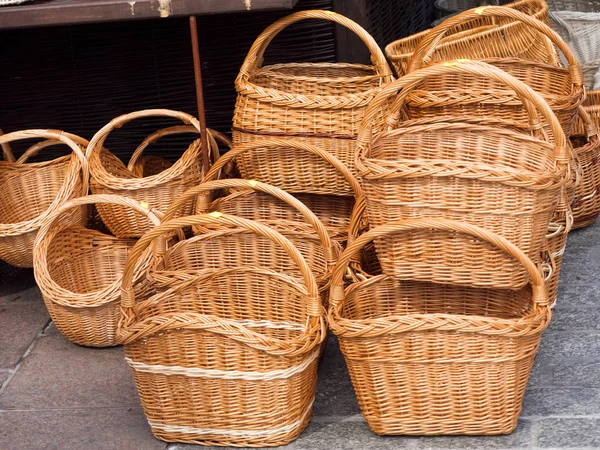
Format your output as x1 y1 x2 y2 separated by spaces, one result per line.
537 418 600 448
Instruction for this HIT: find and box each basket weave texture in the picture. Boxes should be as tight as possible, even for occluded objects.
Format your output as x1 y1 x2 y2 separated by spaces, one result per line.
118 214 326 447
328 218 551 435
233 10 393 194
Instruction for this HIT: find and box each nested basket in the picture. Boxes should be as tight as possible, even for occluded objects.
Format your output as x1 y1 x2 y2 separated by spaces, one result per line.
154 178 340 306
86 109 218 238
328 218 552 435
570 107 600 228
0 130 88 268
233 10 394 194
400 6 583 135
386 0 550 76
118 213 326 446
203 139 364 243
33 194 162 347
355 60 567 289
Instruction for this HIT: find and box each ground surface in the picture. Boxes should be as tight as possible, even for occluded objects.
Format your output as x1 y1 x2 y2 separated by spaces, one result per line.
0 219 598 450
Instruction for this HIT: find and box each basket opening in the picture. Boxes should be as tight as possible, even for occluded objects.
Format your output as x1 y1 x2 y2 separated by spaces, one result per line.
343 276 534 321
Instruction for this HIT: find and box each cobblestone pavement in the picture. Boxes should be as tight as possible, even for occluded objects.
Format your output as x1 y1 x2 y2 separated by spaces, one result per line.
0 220 598 450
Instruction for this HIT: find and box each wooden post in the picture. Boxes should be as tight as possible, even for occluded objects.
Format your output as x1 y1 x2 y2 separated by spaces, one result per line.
189 16 210 172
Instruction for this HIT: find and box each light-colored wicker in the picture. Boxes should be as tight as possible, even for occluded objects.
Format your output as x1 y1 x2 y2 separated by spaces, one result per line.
203 139 364 243
400 6 583 136
386 0 550 76
233 10 393 194
118 213 326 446
0 130 88 268
158 178 340 306
329 218 552 435
86 110 218 238
546 0 600 12
33 194 161 347
356 60 567 289
570 107 600 228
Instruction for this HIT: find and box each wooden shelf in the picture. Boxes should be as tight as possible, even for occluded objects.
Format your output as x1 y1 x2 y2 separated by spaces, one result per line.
0 0 298 29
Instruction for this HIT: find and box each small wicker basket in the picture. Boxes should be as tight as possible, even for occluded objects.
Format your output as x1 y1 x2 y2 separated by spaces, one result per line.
118 213 326 446
329 218 551 435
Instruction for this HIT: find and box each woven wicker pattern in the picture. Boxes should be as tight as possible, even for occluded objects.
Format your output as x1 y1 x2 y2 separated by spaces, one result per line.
87 110 215 238
328 218 551 435
0 130 88 268
546 0 600 12
570 107 600 229
118 214 325 446
233 10 393 193
401 6 583 136
33 194 161 347
356 60 566 289
204 139 363 242
385 0 550 76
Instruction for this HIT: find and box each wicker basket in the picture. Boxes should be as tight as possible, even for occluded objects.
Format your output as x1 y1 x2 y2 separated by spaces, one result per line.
0 130 88 268
33 194 161 347
158 178 340 306
233 10 393 194
118 213 326 446
86 109 219 238
356 60 567 289
204 139 364 243
386 0 550 76
546 0 600 12
401 6 583 136
570 107 600 229
328 218 551 435
549 11 600 90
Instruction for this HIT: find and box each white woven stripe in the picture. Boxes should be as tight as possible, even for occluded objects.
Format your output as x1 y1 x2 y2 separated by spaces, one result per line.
148 400 313 439
126 349 319 380
230 319 305 331
552 245 566 259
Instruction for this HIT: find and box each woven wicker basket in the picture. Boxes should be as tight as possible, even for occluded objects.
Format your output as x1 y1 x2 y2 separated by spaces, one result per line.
0 130 88 268
570 107 600 229
204 139 364 243
233 10 393 194
356 60 567 289
386 0 550 76
329 218 551 435
33 194 161 347
118 213 326 446
546 0 600 12
158 178 340 306
87 110 219 238
401 6 584 136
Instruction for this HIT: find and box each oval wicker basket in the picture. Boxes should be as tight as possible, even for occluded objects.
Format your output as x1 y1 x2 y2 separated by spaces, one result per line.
356 60 567 289
328 218 551 435
386 0 550 76
204 139 364 243
118 213 326 446
33 194 162 347
233 10 393 195
0 130 88 268
86 109 219 238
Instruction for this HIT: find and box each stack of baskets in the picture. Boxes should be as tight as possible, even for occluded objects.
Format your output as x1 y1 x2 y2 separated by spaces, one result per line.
0 4 598 447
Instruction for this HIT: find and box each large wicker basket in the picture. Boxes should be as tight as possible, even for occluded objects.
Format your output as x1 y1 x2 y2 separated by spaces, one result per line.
86 109 218 238
0 130 88 268
118 213 326 446
329 218 551 435
400 6 583 136
33 194 161 347
355 60 567 289
204 139 364 244
233 10 393 195
386 0 550 76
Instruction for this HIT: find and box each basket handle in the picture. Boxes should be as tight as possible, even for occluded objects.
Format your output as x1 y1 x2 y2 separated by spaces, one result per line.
126 126 225 172
163 178 337 266
576 105 599 139
408 6 583 88
15 132 89 164
357 60 569 165
0 129 15 162
120 213 323 316
238 10 392 80
33 194 163 308
330 218 548 308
